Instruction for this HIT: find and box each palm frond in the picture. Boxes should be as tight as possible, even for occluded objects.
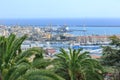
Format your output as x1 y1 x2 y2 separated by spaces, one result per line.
23 69 65 80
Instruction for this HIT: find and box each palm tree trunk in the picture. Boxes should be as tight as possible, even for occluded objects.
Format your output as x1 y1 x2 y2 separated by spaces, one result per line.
68 70 76 80
70 73 75 80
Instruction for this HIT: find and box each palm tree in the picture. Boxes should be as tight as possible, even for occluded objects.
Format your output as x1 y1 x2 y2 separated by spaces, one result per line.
54 48 103 80
0 34 64 80
0 34 27 80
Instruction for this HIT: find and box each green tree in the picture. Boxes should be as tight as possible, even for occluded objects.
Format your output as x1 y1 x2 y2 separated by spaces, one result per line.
0 34 64 80
101 35 120 80
102 36 120 66
0 34 27 80
54 48 103 80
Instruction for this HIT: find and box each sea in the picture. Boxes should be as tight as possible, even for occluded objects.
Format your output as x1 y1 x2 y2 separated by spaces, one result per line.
0 18 120 35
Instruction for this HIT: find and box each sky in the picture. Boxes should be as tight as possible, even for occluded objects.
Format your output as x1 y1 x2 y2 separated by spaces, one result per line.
0 0 120 19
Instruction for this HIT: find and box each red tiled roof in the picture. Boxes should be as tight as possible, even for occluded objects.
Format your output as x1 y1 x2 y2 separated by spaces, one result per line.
46 49 56 54
91 55 101 59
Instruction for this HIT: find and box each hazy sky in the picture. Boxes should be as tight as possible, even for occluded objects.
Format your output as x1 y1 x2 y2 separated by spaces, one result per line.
0 0 120 19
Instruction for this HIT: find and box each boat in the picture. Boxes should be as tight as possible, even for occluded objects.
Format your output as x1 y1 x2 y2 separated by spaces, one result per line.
72 45 100 50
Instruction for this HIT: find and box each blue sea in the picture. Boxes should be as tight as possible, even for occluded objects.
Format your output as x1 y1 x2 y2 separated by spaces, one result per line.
1 18 120 26
0 18 120 35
